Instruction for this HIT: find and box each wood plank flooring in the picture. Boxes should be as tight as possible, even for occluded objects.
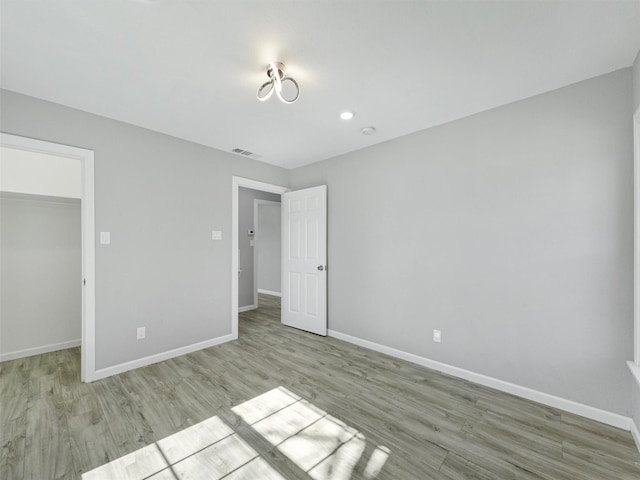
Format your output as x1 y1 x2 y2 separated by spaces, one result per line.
2 293 639 479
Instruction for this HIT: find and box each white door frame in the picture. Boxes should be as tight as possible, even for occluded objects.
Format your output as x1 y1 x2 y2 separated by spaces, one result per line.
634 105 640 366
0 133 96 382
231 176 288 338
253 199 282 305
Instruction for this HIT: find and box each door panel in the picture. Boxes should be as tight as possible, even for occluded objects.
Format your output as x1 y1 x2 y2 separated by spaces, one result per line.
281 185 327 336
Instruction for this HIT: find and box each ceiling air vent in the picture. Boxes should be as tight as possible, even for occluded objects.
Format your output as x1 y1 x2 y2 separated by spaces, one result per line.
231 148 261 159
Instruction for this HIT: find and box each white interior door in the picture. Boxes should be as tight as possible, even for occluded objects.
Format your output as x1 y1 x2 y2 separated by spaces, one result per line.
281 185 327 335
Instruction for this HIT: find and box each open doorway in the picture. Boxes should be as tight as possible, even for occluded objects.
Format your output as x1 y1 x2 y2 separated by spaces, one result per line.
0 133 95 381
231 177 288 338
231 177 328 338
1 147 81 362
254 199 282 301
237 188 281 312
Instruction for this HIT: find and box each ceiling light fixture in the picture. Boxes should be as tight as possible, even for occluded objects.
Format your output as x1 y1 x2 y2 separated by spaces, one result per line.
256 62 300 104
340 111 354 120
361 126 376 135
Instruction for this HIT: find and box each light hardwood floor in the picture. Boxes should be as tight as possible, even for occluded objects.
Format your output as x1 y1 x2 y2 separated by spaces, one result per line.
1 294 640 479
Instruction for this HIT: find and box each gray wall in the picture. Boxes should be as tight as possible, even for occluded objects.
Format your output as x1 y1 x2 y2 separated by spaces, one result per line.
1 193 81 356
0 89 289 370
290 69 634 416
257 202 281 294
238 188 280 307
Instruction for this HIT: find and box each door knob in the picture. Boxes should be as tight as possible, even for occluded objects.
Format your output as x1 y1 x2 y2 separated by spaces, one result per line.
317 265 324 271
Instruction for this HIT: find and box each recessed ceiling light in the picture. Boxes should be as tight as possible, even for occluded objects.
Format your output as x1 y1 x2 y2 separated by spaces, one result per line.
340 111 354 120
361 126 376 135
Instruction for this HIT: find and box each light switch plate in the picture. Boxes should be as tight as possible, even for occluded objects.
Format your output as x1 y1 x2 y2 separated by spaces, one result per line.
211 230 222 241
100 232 111 245
433 329 442 343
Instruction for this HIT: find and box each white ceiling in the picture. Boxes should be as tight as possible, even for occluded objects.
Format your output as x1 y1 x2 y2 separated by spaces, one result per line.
1 1 639 169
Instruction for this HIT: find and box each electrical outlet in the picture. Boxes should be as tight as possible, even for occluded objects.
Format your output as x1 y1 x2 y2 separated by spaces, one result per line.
137 327 146 340
433 329 441 343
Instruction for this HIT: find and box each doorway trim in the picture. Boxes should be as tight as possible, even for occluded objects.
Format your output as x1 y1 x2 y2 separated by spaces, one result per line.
231 176 288 338
0 133 96 382
630 105 640 453
635 105 640 367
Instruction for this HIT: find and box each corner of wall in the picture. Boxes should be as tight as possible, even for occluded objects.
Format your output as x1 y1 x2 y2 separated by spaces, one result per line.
632 418 640 454
633 48 640 112
630 363 640 452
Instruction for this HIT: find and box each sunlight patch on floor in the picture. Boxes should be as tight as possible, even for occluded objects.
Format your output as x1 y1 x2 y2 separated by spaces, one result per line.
83 386 388 479
82 442 167 480
233 386 390 478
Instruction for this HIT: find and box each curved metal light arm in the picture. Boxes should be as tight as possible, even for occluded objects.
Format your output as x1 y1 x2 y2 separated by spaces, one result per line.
256 62 300 104
275 76 300 104
257 80 274 101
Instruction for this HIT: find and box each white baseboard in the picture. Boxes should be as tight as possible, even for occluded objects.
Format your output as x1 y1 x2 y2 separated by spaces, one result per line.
91 334 235 381
238 304 257 312
328 329 632 431
0 339 81 362
258 289 281 297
